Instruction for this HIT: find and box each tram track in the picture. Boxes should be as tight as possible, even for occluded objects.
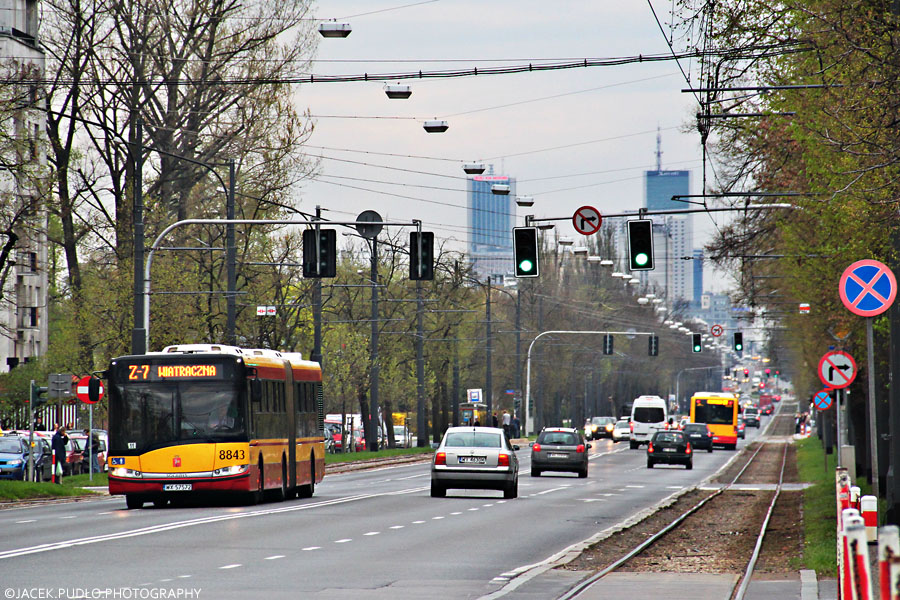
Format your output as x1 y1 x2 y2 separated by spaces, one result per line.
557 403 800 600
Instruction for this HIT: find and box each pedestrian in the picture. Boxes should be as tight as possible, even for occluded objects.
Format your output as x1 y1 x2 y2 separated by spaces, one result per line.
492 412 499 428
34 416 45 431
502 411 511 437
51 426 68 483
512 416 520 438
85 430 101 474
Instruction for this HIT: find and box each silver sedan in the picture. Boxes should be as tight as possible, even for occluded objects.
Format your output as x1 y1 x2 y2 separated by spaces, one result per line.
431 427 519 498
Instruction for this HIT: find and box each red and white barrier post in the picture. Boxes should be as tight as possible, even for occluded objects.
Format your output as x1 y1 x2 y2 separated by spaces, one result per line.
51 453 56 484
851 486 861 510
839 469 852 599
878 525 899 600
844 508 861 600
861 495 878 543
845 515 874 600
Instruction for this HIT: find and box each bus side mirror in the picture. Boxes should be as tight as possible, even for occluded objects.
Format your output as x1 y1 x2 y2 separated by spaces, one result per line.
88 377 103 403
250 379 262 403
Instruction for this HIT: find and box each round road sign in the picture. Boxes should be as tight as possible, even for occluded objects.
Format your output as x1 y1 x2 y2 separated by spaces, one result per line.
817 350 857 389
813 389 833 411
356 210 384 239
839 259 897 317
572 206 602 236
710 324 724 337
76 376 104 404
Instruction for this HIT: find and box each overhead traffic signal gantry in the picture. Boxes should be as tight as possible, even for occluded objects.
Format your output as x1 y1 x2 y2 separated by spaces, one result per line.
733 332 743 352
691 333 702 353
513 227 539 278
627 219 654 271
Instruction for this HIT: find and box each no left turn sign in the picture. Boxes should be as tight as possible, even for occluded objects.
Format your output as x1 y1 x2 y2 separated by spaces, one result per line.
817 350 857 389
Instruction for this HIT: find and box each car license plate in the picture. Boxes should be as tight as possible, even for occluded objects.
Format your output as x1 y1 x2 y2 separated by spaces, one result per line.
458 456 486 465
690 434 700 438
662 448 676 452
163 483 192 491
548 453 568 458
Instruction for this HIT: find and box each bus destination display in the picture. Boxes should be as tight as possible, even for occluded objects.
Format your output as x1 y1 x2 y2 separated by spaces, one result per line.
125 363 222 381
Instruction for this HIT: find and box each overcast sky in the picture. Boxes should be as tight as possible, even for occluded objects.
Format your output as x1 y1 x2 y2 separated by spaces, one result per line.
296 1 730 291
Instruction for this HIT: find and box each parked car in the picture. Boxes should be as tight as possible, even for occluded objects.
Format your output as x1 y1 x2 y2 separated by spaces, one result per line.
393 425 412 448
585 417 616 440
530 428 590 478
612 419 630 443
431 426 519 498
647 430 693 469
681 423 714 453
65 435 86 475
743 407 761 428
0 436 28 480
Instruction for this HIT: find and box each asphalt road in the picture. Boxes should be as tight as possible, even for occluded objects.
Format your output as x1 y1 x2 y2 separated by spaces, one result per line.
0 418 773 600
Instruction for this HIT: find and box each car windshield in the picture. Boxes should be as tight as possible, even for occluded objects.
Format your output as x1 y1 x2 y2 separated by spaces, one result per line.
633 407 665 423
393 426 406 435
0 438 23 453
654 432 684 443
539 432 579 445
615 420 629 428
683 424 706 433
745 408 759 415
444 432 501 448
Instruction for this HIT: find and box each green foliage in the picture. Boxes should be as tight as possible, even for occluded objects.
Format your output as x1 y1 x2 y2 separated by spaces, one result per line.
796 437 838 576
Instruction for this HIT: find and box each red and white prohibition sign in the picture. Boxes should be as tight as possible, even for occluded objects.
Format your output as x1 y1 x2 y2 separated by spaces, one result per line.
710 324 724 337
572 206 602 236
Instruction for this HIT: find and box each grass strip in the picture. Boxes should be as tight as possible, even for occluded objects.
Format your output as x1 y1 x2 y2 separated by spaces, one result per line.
0 480 98 501
325 446 433 464
795 436 838 576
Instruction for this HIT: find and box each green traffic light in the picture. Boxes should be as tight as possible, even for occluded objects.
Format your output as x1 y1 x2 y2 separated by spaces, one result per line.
519 259 534 273
735 344 743 351
634 252 649 267
693 345 701 352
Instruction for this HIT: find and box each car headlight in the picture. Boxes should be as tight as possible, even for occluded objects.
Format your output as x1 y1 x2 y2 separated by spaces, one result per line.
8 459 23 466
213 464 250 477
111 467 142 478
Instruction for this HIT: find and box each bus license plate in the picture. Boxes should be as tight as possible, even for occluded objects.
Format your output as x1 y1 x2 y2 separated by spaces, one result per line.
458 456 486 464
163 483 192 492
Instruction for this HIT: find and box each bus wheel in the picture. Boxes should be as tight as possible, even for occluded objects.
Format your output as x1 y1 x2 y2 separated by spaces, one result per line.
250 458 265 505
125 495 144 510
298 458 315 498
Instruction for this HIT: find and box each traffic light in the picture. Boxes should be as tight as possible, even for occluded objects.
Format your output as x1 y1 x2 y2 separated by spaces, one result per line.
603 334 614 355
302 228 337 278
648 334 659 356
513 227 539 277
627 219 654 271
765 368 771 377
744 368 750 377
733 332 743 352
409 231 434 280
775 370 779 378
29 380 48 411
691 333 702 353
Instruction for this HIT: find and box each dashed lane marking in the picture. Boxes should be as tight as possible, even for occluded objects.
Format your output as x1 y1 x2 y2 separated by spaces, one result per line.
334 539 352 543
302 547 320 551
536 486 570 496
412 520 426 524
390 525 404 529
15 520 36 524
219 564 241 570
264 555 284 560
364 531 380 536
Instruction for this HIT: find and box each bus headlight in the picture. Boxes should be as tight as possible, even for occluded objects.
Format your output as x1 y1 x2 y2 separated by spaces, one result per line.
111 468 142 478
213 464 249 477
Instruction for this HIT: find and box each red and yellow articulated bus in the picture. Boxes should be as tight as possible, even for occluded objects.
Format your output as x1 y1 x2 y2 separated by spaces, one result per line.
689 392 739 450
104 344 324 509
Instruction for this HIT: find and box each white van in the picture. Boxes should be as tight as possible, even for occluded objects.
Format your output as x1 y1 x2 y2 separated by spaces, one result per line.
630 395 668 449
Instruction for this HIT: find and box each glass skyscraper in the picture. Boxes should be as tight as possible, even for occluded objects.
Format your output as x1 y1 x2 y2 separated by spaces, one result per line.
644 169 693 301
645 170 691 211
467 174 516 279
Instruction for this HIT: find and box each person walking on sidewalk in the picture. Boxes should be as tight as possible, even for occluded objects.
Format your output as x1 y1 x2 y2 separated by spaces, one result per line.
51 426 68 483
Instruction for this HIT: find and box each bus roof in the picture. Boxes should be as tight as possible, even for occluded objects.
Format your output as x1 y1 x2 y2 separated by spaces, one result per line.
691 392 738 401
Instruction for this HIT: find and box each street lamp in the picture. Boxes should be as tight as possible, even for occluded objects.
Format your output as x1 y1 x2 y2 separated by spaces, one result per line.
318 21 352 37
463 162 486 175
384 83 412 99
423 119 449 133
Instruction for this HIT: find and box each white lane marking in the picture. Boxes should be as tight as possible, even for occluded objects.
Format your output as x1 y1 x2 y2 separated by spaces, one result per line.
412 520 426 524
59 516 77 520
626 485 645 489
496 500 506 504
468 508 479 511
97 512 114 515
302 547 320 551
432 516 445 520
587 446 629 461
335 539 352 543
364 531 380 536
492 577 510 583
396 473 428 480
15 520 36 524
219 564 241 570
581 498 605 502
264 555 285 560
160 579 173 582
390 525 404 529
666 486 684 490
450 512 462 515
0 486 428 561
177 575 191 579
483 504 494 507
536 486 569 496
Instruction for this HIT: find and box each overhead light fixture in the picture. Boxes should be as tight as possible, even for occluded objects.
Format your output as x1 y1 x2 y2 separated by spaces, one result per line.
652 298 663 304
611 271 625 278
573 247 588 256
628 277 640 285
645 293 656 299
600 259 614 267
318 21 352 38
384 83 411 99
515 195 534 207
463 162 486 175
587 256 602 263
558 237 574 246
423 119 449 133
491 183 510 195
637 297 650 305
663 320 673 325
537 223 555 231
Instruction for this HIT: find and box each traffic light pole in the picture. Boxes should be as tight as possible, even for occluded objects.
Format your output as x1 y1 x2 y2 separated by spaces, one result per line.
524 330 656 436
485 277 493 421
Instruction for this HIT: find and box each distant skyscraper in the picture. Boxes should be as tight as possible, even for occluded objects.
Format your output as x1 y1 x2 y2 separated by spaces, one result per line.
468 170 516 279
692 249 704 306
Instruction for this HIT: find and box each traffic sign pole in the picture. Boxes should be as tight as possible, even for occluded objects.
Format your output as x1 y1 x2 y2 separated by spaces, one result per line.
867 317 880 498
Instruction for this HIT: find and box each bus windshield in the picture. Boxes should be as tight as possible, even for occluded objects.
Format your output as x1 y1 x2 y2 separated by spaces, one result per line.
110 381 246 453
694 401 734 425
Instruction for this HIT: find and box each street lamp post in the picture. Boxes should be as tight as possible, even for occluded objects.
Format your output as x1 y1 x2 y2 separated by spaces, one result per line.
368 237 380 452
485 277 493 422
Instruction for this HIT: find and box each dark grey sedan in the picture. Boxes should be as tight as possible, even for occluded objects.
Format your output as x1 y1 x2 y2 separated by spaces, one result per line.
530 428 590 478
431 427 519 498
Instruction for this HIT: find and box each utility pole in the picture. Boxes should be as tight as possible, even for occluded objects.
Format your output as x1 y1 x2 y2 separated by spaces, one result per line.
368 238 380 452
311 206 323 368
131 118 145 354
514 289 522 422
226 159 236 345
485 277 493 423
415 280 426 447
452 343 460 428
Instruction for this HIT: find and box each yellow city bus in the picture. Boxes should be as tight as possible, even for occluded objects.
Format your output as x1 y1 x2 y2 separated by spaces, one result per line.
689 392 739 450
105 344 324 509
